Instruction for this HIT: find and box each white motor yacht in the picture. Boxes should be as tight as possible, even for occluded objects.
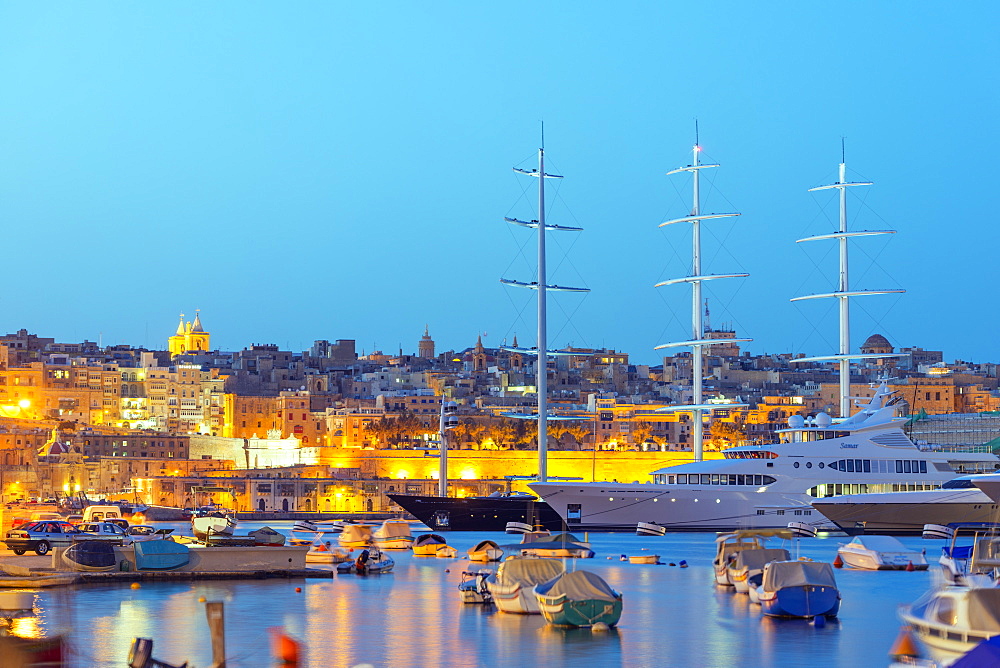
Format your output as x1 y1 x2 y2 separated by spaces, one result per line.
812 474 1000 534
532 383 998 531
836 535 928 570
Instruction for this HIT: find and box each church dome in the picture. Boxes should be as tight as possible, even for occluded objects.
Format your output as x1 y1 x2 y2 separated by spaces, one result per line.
860 333 893 353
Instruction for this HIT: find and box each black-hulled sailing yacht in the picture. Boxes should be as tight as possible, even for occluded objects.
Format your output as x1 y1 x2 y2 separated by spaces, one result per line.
389 139 586 531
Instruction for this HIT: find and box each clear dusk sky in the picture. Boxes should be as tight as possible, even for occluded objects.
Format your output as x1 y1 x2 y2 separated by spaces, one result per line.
1 3 996 365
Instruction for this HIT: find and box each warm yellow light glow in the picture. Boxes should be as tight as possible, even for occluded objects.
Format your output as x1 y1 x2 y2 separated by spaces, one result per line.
17 399 30 409
460 468 477 480
62 484 70 493
429 470 439 480
335 493 343 498
396 470 409 480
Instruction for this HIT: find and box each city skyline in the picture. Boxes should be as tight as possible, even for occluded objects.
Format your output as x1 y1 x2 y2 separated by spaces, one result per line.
1 4 996 365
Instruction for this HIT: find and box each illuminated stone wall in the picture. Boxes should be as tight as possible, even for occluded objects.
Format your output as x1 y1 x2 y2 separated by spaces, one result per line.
320 448 723 486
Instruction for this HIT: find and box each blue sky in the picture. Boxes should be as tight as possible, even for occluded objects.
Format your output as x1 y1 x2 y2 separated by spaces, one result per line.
0 4 996 365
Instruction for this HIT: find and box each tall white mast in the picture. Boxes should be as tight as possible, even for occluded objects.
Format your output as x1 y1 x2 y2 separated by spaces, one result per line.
501 137 587 482
792 150 905 416
656 139 750 462
536 147 550 481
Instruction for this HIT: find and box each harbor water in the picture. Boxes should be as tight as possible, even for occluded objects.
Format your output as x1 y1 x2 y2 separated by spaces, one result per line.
13 522 936 667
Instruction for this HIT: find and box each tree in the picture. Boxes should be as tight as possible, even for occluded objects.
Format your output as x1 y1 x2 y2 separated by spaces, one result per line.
486 419 517 450
709 420 745 449
563 423 592 450
631 421 653 447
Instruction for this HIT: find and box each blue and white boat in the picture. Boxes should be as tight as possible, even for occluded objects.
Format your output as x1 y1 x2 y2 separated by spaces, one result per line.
757 560 840 618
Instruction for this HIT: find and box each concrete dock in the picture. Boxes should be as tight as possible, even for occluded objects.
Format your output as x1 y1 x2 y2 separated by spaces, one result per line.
0 545 337 586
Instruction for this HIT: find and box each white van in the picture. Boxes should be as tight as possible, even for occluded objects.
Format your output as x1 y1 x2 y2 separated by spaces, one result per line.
82 505 124 523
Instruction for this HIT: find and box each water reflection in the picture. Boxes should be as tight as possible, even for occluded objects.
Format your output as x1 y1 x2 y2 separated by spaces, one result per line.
10 525 939 667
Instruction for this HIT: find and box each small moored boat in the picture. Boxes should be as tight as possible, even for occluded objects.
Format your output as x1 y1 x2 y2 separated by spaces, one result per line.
713 530 791 586
901 585 1000 663
248 526 286 546
636 522 666 537
468 540 503 563
508 533 594 559
486 556 566 614
628 554 660 565
757 560 841 618
506 521 533 534
373 520 414 549
338 524 373 548
336 545 394 575
134 540 191 571
728 548 791 594
459 569 494 604
837 535 928 571
62 541 118 572
533 570 623 628
192 514 237 540
412 533 448 556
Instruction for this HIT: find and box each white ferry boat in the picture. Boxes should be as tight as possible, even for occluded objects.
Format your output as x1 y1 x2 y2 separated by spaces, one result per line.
530 382 999 531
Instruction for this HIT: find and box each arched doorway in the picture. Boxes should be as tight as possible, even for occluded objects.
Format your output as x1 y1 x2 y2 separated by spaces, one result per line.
257 498 265 512
282 498 289 512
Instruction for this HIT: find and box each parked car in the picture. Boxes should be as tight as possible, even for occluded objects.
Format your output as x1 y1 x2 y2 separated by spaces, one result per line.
76 522 131 545
127 525 175 541
5 521 82 555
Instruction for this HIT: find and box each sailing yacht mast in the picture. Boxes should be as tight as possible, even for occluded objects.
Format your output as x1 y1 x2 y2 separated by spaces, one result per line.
655 140 750 462
501 138 588 482
792 148 905 416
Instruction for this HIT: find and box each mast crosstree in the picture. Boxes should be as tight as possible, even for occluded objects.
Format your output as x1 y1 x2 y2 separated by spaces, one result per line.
791 157 906 417
655 142 751 462
500 144 588 483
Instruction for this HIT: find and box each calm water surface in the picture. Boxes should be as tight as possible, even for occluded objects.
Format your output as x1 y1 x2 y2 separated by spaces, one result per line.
16 522 936 667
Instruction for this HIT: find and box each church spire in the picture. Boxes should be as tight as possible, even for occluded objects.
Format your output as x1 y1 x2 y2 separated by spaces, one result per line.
176 314 186 336
191 309 204 333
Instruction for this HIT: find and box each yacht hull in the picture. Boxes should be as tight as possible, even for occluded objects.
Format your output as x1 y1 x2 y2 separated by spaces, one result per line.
760 585 840 618
386 494 566 532
531 483 817 532
812 489 998 534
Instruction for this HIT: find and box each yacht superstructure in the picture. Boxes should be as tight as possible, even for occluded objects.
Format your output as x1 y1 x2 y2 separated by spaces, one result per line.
530 382 999 531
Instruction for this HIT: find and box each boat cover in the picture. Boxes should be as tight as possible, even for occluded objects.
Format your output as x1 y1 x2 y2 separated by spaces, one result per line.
249 526 286 545
845 535 911 552
731 548 791 572
64 541 117 569
952 633 1000 668
538 533 584 544
340 525 373 543
496 557 565 586
762 561 837 591
134 540 190 570
967 588 1000 633
414 533 447 547
471 540 499 552
374 521 412 539
535 570 619 602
